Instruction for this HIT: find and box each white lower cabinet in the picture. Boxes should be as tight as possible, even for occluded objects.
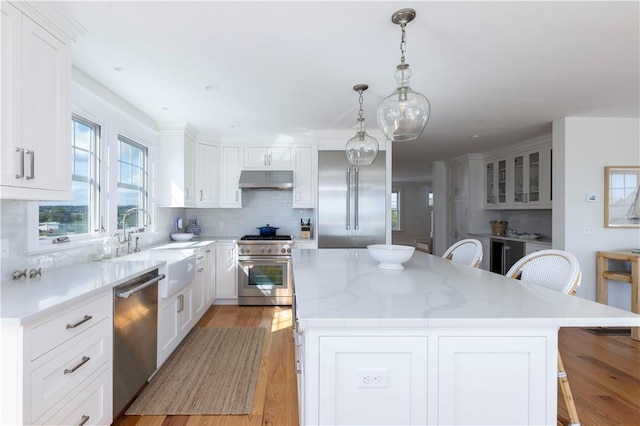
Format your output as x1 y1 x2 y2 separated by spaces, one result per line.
35 365 110 426
437 336 548 425
476 236 490 270
215 243 237 300
299 328 555 426
192 250 207 322
1 291 113 426
157 283 193 368
205 245 216 305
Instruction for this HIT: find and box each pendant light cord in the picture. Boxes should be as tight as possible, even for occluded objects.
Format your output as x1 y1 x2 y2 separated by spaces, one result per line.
399 23 407 65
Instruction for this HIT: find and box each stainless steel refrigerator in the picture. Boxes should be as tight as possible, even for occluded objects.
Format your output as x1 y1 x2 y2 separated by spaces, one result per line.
318 151 386 248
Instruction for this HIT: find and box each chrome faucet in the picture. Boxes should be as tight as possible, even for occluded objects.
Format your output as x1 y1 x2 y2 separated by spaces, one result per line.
119 208 151 254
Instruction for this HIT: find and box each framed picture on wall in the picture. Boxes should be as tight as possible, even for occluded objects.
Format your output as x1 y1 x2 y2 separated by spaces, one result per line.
605 166 640 228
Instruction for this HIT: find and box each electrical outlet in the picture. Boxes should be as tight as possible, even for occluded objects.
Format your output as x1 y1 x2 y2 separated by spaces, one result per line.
357 368 388 388
584 226 594 235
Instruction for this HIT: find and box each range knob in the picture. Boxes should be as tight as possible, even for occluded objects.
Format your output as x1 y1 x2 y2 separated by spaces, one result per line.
260 247 266 254
267 248 272 254
281 248 286 254
287 247 291 254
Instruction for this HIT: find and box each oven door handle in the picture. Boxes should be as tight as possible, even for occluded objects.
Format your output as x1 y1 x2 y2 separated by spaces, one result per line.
238 256 291 263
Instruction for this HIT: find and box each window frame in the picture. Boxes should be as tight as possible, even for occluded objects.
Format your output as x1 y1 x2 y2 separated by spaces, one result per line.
117 134 149 230
27 103 156 254
38 114 102 242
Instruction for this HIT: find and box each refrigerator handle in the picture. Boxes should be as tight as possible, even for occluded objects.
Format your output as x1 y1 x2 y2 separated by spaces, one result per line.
346 167 351 230
354 167 359 230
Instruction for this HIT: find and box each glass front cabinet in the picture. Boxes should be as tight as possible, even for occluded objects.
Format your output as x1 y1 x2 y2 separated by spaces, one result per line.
484 144 551 209
485 158 508 208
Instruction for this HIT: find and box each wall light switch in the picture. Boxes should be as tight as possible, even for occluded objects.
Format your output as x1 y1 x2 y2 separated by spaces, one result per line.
585 193 597 202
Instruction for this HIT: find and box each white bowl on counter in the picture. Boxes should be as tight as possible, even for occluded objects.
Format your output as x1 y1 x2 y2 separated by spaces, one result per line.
171 232 194 241
367 244 415 270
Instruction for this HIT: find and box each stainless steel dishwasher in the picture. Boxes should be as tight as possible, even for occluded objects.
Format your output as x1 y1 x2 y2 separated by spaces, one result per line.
113 269 165 418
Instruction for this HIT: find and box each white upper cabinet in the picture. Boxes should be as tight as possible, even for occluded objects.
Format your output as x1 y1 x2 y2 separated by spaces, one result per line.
1 2 75 200
195 141 218 207
484 138 552 210
293 145 316 208
243 146 292 169
219 146 242 208
156 124 197 207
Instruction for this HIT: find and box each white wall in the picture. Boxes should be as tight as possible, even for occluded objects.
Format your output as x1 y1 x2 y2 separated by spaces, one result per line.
553 117 640 309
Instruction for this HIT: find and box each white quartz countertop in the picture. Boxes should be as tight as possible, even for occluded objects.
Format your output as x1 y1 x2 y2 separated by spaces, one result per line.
1 259 164 326
469 232 552 244
292 249 640 328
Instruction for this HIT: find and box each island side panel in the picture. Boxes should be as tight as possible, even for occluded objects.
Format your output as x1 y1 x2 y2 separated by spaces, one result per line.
300 327 557 426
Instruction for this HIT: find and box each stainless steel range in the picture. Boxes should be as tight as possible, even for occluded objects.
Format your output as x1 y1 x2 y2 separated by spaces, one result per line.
237 235 293 306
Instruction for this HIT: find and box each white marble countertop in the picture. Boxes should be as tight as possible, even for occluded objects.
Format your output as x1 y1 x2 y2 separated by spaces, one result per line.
292 249 640 328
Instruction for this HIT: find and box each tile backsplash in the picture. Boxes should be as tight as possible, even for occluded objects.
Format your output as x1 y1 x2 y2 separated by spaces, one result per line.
498 209 552 238
185 190 314 238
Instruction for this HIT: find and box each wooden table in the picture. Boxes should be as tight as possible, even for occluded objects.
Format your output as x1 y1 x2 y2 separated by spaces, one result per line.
596 250 640 340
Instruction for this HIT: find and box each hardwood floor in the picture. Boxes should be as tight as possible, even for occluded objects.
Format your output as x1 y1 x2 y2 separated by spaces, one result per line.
557 327 640 426
114 305 298 426
115 306 639 426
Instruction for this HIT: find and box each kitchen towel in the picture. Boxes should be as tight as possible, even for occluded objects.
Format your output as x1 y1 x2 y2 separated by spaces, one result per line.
125 327 265 415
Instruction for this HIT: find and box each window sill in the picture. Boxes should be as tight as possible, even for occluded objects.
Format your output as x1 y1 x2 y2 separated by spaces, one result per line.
27 230 159 256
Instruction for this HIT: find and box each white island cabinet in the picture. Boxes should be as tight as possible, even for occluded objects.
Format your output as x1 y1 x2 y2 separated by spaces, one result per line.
292 249 640 426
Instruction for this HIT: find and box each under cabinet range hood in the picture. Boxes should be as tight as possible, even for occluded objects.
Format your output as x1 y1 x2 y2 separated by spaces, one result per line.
238 170 294 190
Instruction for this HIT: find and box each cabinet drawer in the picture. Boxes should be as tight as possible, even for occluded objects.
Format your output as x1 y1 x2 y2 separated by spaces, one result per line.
34 366 110 426
30 320 110 421
30 292 110 360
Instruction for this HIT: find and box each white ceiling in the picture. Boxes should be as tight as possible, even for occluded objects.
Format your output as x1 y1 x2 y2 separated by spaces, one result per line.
57 1 639 182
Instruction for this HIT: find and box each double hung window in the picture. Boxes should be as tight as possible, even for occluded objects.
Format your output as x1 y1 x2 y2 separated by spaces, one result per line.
117 136 149 229
39 115 101 239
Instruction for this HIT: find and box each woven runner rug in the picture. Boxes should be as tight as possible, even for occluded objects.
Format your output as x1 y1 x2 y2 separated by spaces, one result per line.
125 327 265 415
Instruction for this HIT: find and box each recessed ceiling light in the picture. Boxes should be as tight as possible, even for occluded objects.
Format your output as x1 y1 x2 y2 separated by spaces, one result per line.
204 85 219 92
470 134 481 138
113 66 123 72
161 106 169 111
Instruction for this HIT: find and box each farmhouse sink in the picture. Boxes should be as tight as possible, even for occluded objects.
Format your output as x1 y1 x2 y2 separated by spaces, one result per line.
114 249 196 298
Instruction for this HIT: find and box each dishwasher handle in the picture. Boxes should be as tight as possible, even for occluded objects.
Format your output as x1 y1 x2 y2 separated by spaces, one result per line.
116 273 165 298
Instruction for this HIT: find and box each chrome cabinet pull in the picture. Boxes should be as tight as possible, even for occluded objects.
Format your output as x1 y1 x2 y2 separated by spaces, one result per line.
200 189 203 201
66 314 92 329
177 294 184 312
78 415 90 426
185 187 189 200
25 150 34 180
15 147 24 179
197 267 204 272
64 356 90 374
235 190 239 202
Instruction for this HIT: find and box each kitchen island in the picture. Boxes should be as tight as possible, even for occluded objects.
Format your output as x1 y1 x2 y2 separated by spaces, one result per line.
292 249 640 426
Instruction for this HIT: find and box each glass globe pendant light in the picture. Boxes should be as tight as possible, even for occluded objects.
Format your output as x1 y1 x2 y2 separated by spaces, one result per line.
377 8 431 142
345 84 379 166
